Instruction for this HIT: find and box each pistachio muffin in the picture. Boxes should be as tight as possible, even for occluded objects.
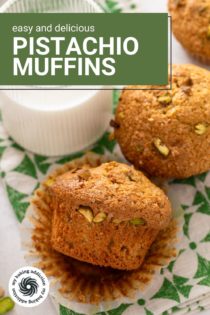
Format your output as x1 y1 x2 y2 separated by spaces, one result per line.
113 64 210 179
168 0 210 64
50 162 171 270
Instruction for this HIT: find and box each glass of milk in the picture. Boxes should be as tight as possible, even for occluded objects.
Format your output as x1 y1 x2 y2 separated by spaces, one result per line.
0 0 113 156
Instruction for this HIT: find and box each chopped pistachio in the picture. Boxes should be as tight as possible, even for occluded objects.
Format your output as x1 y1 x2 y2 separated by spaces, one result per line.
153 138 170 156
108 132 115 141
78 206 93 223
194 123 208 135
77 169 91 180
126 171 136 182
167 107 177 116
158 94 172 105
129 218 146 226
0 297 15 314
93 212 107 223
207 25 210 39
118 112 125 119
136 145 144 153
44 178 55 187
112 218 122 224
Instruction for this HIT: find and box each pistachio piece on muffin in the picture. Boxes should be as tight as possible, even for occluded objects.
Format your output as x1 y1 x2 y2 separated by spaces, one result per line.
50 162 172 270
169 0 210 64
114 64 210 179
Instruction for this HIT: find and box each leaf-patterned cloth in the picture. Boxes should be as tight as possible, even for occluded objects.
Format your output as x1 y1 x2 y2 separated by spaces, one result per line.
1 96 210 315
1 1 210 315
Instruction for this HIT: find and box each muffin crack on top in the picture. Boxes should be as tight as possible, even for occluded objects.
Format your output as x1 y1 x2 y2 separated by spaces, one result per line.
113 64 210 179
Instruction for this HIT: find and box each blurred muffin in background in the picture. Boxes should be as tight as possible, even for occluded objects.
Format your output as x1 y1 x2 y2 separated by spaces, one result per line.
168 0 210 64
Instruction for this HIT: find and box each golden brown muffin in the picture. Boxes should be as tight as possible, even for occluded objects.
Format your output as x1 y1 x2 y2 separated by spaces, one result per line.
50 161 171 270
113 64 210 179
169 0 210 64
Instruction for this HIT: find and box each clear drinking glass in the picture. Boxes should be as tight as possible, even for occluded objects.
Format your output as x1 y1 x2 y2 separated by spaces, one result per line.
0 0 101 14
0 0 112 157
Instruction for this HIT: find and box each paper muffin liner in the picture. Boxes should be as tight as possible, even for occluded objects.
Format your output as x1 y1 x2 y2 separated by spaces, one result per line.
21 152 183 314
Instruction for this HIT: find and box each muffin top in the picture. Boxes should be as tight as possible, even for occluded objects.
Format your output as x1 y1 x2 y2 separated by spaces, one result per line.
114 64 210 178
168 0 210 60
50 161 171 230
115 64 210 121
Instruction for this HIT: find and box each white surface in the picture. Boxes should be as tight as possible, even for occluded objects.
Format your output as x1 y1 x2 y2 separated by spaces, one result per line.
0 0 210 314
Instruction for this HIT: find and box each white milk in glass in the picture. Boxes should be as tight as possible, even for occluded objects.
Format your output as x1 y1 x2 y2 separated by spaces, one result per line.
3 89 101 111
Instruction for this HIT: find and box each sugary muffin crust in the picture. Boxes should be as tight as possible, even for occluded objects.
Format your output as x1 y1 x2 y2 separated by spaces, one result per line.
50 162 172 270
169 0 210 64
114 64 210 179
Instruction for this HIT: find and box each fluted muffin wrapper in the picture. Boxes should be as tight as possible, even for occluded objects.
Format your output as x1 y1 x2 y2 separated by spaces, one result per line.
20 152 183 314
